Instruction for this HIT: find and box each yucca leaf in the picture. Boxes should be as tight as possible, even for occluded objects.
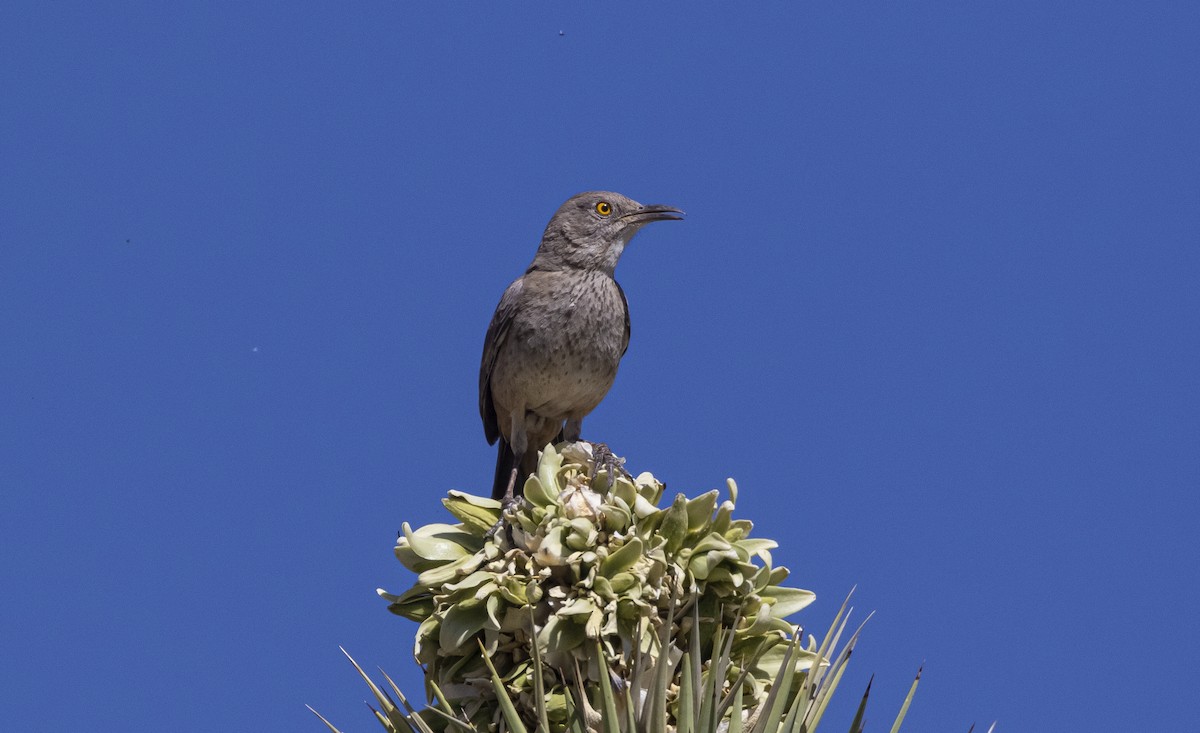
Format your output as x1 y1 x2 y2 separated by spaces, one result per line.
425 680 457 720
705 606 742 715
640 594 679 733
341 647 408 730
806 643 854 731
679 650 696 733
845 675 872 733
369 705 393 731
749 632 799 733
688 602 704 716
306 704 345 733
592 640 622 733
378 667 440 733
727 676 745 733
810 607 874 732
527 617 551 733
421 706 476 733
563 686 585 733
618 647 639 733
806 591 855 701
888 665 921 733
477 639 528 733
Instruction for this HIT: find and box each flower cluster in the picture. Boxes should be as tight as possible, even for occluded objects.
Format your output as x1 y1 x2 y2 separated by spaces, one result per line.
379 443 815 731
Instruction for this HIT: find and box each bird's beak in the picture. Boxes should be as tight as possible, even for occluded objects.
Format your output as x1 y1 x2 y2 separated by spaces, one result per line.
622 204 685 224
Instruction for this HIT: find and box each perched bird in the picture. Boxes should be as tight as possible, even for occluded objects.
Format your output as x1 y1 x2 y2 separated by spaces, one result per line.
479 191 684 501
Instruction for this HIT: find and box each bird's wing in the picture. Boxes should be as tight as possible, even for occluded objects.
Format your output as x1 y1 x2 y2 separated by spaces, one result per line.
616 279 631 357
479 277 525 444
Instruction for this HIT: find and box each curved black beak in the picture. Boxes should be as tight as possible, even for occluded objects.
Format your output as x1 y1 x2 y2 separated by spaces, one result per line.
622 204 685 224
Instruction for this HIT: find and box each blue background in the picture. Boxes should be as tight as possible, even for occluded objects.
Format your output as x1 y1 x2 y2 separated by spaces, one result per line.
2 2 1197 730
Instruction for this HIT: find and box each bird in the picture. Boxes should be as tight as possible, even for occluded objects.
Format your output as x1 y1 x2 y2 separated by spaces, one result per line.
479 191 684 501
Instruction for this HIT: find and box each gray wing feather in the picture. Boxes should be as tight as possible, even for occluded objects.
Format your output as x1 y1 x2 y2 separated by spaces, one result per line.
615 280 631 357
479 277 525 444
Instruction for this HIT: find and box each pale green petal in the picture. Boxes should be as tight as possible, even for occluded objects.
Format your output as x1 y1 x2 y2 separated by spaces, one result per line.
762 586 817 618
441 491 501 534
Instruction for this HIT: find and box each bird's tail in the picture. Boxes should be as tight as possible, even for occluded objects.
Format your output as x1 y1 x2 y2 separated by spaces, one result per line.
492 429 568 500
492 437 517 500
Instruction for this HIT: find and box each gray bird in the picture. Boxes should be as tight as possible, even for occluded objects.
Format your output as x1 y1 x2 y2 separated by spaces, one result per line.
479 191 684 501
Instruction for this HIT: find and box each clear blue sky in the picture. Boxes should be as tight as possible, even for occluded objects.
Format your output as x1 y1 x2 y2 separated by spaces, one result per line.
2 2 1197 730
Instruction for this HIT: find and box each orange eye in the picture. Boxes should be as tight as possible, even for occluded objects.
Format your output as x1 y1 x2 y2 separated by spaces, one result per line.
595 201 613 216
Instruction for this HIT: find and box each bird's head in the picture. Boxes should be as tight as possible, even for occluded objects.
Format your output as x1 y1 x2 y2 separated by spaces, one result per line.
532 191 684 274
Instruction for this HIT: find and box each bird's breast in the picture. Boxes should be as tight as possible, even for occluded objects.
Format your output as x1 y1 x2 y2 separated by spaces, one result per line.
493 270 629 417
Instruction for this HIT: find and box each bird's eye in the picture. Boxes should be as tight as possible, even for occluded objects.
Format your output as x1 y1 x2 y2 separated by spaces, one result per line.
595 201 613 216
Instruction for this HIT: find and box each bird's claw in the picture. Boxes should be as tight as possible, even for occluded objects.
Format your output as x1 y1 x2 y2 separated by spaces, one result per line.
485 494 524 544
589 441 630 490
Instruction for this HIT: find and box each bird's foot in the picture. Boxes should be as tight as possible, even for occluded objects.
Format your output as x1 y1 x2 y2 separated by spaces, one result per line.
485 464 521 538
485 490 525 544
588 441 630 490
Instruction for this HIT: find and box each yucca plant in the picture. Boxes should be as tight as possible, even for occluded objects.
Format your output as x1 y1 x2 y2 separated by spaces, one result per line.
312 442 918 733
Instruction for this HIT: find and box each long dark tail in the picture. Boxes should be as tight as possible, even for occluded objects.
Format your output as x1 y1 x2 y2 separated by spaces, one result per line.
491 429 567 500
492 437 516 500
